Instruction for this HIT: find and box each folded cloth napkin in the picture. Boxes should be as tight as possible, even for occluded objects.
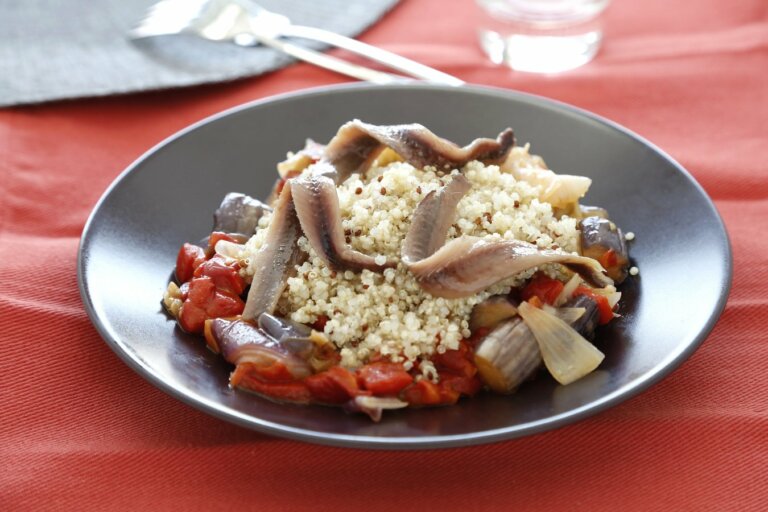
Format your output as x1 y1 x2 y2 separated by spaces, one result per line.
0 0 399 107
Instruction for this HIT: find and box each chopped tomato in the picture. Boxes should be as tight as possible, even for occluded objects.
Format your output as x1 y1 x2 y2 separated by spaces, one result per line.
521 273 564 305
251 359 298 382
439 373 482 397
194 256 245 296
437 385 461 405
305 367 360 404
573 286 614 325
432 343 477 379
357 362 414 395
464 327 491 348
175 243 206 283
598 248 619 270
205 292 244 318
187 275 215 302
178 276 244 333
178 301 207 333
401 379 442 406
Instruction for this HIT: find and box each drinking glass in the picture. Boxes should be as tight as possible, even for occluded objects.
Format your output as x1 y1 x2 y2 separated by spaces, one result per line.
476 0 610 73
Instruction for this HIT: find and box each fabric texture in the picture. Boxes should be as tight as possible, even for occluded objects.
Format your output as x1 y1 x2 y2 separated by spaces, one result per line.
0 0 399 106
1 0 767 510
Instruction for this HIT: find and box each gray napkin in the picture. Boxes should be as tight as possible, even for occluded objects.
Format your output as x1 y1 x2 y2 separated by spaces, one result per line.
0 0 399 107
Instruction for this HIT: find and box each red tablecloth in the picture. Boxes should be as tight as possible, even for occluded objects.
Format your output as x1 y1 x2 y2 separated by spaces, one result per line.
2 0 766 509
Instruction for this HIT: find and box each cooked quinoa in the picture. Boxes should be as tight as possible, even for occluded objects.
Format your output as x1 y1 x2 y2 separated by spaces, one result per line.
240 146 581 377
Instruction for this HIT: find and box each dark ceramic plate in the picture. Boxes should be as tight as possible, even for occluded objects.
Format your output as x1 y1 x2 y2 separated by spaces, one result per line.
78 83 731 449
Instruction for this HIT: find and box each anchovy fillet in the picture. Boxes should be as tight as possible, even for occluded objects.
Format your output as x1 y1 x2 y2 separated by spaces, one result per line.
323 120 515 182
291 165 395 272
242 184 303 320
408 236 612 298
402 175 471 264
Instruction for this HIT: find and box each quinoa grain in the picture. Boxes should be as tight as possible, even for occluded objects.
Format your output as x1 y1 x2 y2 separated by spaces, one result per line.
243 152 580 377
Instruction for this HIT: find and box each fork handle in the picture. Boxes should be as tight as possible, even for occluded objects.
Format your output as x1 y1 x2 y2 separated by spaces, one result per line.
244 32 411 84
280 25 465 86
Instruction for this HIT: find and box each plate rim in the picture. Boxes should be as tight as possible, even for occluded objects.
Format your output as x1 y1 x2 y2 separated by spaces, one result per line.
77 82 733 449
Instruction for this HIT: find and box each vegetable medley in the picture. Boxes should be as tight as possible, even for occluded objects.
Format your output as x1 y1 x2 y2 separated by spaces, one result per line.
163 121 632 421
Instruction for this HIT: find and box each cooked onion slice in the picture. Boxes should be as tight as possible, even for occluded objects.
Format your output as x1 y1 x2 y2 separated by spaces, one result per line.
517 301 604 385
590 284 622 308
258 313 336 372
502 162 591 210
554 274 582 307
344 395 409 422
214 239 245 260
276 139 325 178
545 306 586 324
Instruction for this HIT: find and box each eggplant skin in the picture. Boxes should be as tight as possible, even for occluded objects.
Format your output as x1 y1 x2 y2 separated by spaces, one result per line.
563 295 600 340
473 295 601 392
579 216 629 283
469 296 518 332
473 317 541 394
213 193 271 236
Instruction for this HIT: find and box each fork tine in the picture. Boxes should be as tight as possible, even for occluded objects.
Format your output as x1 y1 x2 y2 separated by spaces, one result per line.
128 0 442 85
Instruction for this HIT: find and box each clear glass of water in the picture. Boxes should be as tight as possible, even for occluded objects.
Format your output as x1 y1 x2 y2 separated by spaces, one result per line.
476 0 611 73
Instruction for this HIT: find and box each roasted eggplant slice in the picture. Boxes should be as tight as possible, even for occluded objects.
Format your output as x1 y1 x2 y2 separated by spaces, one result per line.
579 216 630 283
562 295 600 340
258 313 337 372
469 296 518 332
208 318 314 381
213 193 271 236
473 317 541 394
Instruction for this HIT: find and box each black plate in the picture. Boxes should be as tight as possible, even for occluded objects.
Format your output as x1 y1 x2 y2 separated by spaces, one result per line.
78 83 731 449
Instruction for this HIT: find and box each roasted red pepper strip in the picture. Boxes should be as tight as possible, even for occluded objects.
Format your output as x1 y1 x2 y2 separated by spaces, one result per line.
521 273 564 306
231 363 311 404
439 373 482 398
312 315 329 331
305 366 360 404
573 285 614 325
402 379 442 406
252 359 299 383
357 362 414 396
432 341 477 379
598 248 619 270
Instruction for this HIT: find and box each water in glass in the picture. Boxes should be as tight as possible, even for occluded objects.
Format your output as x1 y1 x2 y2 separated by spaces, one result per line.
477 0 610 73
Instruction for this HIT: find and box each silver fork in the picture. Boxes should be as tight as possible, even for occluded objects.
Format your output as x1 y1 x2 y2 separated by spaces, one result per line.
130 0 464 86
